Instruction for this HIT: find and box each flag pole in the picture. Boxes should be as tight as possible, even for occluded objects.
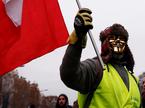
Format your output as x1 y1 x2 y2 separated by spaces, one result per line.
76 0 104 69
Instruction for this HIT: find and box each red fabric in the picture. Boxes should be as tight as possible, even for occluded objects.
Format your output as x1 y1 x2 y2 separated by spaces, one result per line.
0 0 68 75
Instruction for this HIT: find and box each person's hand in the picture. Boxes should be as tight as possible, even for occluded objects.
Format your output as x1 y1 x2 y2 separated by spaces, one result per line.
74 8 93 38
67 8 93 48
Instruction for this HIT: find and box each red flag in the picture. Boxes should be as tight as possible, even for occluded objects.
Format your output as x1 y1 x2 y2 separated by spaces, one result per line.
0 0 68 75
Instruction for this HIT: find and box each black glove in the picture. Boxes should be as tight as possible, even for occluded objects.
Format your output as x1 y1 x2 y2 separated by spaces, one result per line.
74 8 93 48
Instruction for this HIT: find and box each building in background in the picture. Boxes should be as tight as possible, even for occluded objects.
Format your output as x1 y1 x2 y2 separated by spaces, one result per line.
0 70 57 108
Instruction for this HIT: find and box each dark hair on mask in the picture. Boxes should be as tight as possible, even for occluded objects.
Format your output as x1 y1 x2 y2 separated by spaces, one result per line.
100 23 129 43
99 23 134 72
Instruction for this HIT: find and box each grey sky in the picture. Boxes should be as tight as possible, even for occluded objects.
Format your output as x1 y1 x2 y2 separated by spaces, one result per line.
18 0 145 105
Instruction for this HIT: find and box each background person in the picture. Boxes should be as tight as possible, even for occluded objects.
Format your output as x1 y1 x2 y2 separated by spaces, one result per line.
55 94 72 108
142 76 145 108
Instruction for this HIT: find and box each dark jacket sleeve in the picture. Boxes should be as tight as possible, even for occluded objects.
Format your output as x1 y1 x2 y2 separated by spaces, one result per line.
60 44 103 94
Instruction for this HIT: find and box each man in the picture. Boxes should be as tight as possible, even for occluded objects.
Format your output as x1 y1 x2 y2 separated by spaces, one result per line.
142 76 145 108
60 8 141 108
73 100 78 108
55 94 72 108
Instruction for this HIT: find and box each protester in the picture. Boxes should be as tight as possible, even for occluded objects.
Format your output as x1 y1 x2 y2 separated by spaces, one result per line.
142 76 145 108
72 100 78 108
60 8 141 107
55 94 72 108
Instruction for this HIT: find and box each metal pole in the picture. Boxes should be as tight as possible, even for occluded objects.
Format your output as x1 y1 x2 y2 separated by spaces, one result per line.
76 0 104 69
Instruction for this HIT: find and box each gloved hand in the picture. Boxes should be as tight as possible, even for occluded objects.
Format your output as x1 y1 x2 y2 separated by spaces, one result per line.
67 8 93 48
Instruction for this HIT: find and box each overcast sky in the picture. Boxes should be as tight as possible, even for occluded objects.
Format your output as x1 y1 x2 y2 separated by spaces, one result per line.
17 0 145 105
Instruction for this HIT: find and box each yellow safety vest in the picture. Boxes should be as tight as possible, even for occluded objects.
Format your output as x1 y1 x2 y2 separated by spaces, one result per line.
78 64 141 108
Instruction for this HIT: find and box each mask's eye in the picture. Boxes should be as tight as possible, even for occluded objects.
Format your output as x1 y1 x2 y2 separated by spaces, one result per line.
118 36 127 42
108 35 115 43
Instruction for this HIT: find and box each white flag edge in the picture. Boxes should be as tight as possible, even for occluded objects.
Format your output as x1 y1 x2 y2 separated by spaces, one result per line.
2 0 23 27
